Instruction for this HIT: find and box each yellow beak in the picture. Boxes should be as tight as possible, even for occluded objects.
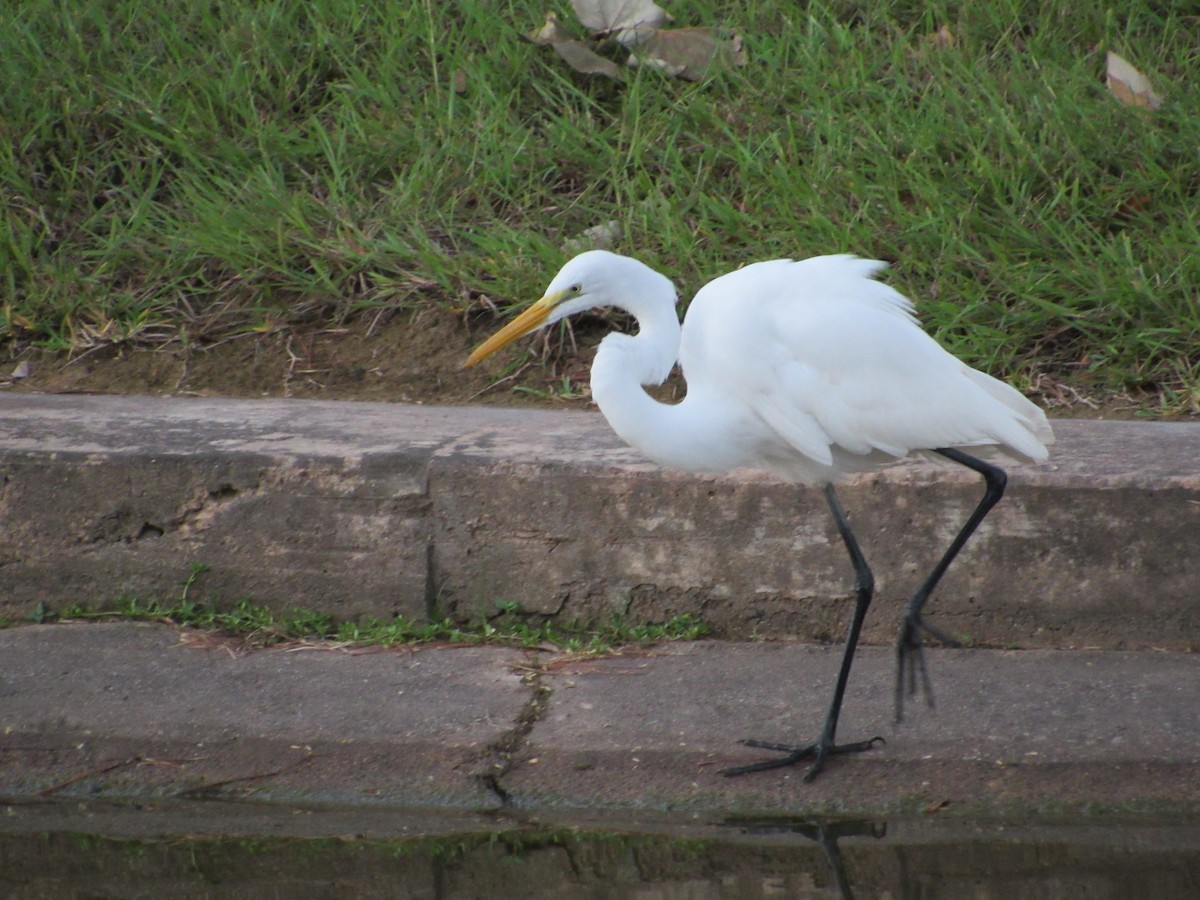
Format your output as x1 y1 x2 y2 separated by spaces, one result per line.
464 292 562 367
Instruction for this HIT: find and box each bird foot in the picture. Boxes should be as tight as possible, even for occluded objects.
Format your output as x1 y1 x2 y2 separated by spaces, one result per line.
719 735 885 782
895 612 961 721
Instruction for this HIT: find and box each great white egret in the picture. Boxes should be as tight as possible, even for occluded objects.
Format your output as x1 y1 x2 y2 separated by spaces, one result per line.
466 250 1053 781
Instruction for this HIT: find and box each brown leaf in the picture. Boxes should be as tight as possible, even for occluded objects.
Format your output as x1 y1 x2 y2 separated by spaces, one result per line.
551 39 627 81
629 27 746 81
1114 192 1152 221
1106 51 1162 110
925 24 954 49
526 12 567 46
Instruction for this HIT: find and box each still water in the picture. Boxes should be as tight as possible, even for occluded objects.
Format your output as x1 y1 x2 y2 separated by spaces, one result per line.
3 799 1198 898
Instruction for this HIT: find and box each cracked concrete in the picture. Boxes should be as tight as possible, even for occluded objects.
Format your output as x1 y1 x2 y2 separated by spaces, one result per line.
470 664 553 806
2 622 1198 815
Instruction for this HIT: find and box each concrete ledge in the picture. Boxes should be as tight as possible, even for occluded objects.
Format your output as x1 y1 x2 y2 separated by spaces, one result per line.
1 394 1198 649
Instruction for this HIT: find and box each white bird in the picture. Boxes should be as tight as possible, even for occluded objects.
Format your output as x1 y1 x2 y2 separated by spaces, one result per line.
466 250 1053 781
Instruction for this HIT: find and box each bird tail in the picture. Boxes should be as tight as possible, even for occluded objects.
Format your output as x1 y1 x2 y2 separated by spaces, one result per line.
965 368 1055 462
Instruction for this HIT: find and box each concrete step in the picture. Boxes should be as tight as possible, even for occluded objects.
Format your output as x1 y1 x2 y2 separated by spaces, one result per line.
1 394 1197 649
2 622 1197 814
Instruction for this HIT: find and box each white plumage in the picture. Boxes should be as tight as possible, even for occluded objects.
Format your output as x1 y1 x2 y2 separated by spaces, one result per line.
467 249 1054 781
679 254 1052 475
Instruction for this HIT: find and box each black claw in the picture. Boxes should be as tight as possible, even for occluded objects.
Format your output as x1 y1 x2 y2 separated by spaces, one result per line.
720 735 885 780
895 612 957 720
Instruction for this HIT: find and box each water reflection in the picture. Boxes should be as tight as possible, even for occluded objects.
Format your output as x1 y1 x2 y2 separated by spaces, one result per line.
724 816 889 899
2 799 1199 898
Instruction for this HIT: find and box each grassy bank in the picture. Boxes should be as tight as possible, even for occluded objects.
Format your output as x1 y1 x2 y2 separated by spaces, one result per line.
2 1 1197 409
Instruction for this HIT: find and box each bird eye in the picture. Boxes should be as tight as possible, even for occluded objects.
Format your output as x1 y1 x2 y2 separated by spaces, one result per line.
569 283 582 294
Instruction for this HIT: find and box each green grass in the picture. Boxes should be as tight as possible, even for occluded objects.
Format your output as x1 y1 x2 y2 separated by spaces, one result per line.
3 0 1198 408
21 594 709 654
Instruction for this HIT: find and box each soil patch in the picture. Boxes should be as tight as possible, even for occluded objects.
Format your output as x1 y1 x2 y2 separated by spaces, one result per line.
0 310 1164 420
3 309 604 408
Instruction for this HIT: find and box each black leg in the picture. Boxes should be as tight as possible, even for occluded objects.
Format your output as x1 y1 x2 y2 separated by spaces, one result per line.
721 484 885 781
895 447 1007 721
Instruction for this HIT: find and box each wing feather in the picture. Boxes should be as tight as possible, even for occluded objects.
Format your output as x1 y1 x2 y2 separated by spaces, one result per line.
680 255 1052 471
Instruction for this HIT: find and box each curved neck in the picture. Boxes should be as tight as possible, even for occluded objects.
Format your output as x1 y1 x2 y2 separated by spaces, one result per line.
590 296 741 473
599 291 682 389
586 279 679 453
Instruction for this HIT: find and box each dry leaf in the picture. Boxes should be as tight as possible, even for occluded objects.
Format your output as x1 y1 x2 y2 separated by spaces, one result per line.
527 12 567 46
1106 51 1162 110
571 0 668 35
527 11 625 81
1114 192 1152 221
533 3 740 83
629 27 745 80
551 39 627 81
925 24 954 49
562 220 624 254
10 360 31 380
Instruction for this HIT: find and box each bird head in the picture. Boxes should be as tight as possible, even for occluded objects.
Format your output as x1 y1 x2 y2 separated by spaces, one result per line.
465 251 658 367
